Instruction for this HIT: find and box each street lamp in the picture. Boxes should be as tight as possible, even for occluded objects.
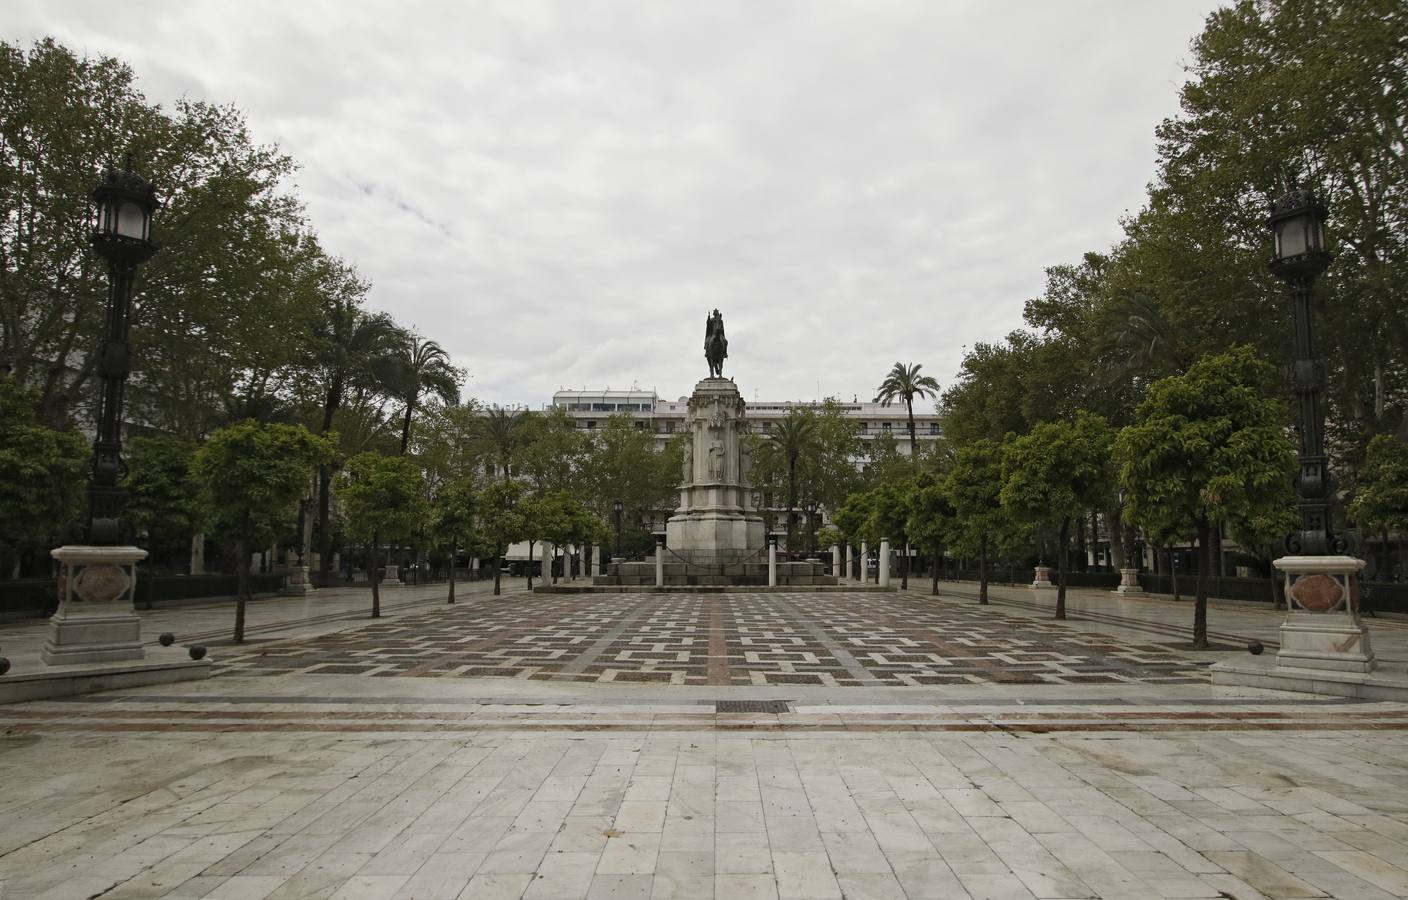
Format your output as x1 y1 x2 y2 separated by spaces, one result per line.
612 498 624 560
87 164 159 545
1268 178 1337 557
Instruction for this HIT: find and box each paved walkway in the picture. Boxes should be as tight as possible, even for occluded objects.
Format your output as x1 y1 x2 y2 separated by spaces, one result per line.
2 581 1408 899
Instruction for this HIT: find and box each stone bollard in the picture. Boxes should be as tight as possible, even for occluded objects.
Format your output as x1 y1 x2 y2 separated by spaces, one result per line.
860 542 868 582
768 536 778 587
845 544 854 581
1112 567 1145 596
831 544 841 580
655 537 665 588
879 539 891 588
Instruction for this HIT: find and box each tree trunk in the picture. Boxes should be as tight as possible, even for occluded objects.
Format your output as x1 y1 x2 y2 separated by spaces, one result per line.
979 535 989 605
371 529 382 618
931 541 940 595
399 398 415 454
317 464 332 585
786 462 797 553
1107 507 1126 570
447 537 457 604
492 544 503 595
526 540 535 591
1171 547 1181 601
234 538 248 644
906 398 917 462
1193 519 1210 649
900 542 908 590
1056 516 1069 620
1075 515 1088 573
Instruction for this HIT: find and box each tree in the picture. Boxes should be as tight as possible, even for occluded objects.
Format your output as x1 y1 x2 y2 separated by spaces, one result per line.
875 362 940 460
1349 434 1408 580
124 435 202 569
309 290 400 585
385 335 461 455
0 380 87 577
477 406 524 482
867 480 911 588
340 452 427 618
906 473 954 596
1114 346 1296 648
432 474 477 604
581 415 679 555
944 439 1009 604
476 479 527 595
833 492 875 579
765 409 817 552
1001 412 1114 619
191 421 333 642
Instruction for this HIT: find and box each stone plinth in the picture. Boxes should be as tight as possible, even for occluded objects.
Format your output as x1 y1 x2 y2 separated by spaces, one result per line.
1112 568 1146 596
664 377 765 567
1274 555 1374 673
281 565 316 596
1212 555 1380 697
43 545 148 665
1031 565 1054 590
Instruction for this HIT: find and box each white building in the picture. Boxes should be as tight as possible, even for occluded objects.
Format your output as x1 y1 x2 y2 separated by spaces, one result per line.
549 389 942 455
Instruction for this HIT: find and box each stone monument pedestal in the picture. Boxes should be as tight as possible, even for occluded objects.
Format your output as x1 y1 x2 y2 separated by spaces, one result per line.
663 377 765 568
1031 565 1054 590
43 545 149 665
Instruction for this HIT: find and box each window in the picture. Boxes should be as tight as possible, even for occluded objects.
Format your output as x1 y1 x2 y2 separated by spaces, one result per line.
586 420 596 429
882 422 892 431
929 423 939 435
665 421 675 433
635 421 646 430
761 421 771 432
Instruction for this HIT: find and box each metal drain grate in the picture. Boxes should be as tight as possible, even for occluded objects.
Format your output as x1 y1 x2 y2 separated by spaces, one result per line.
715 700 791 714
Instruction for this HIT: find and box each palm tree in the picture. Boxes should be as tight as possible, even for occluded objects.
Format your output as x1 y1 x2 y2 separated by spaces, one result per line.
385 336 461 455
477 406 523 482
310 299 402 584
1099 291 1192 378
874 362 940 462
770 410 817 552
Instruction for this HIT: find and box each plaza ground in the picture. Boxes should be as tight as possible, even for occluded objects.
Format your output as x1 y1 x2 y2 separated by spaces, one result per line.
2 580 1407 899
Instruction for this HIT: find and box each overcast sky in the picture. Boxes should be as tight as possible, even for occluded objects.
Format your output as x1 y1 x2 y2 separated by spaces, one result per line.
12 1 1222 411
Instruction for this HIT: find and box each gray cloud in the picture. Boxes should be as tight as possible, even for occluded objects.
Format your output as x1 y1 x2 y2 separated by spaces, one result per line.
12 0 1220 411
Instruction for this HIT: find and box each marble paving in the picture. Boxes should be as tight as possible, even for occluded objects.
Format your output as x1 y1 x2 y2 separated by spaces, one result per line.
210 592 1217 687
3 582 1408 898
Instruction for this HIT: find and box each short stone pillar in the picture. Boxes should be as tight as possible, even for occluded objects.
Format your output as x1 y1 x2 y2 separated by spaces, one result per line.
844 544 854 581
1032 565 1054 589
43 545 149 665
655 538 665 588
383 564 401 584
1112 568 1145 596
860 542 868 582
1274 556 1375 672
831 544 841 579
768 536 778 587
879 539 891 587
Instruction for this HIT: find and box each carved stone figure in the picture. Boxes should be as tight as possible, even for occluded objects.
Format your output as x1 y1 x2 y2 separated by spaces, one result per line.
682 438 693 481
708 439 725 481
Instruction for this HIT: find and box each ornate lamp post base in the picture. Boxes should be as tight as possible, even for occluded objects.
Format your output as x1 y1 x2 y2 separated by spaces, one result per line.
280 565 317 596
1031 565 1054 590
1272 555 1375 673
42 545 149 665
1111 568 1147 597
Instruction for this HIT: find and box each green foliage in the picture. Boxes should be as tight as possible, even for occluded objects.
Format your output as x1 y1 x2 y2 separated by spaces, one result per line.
0 380 88 563
905 472 953 552
432 474 478 546
582 414 678 523
1000 412 1114 532
518 407 590 494
192 421 333 550
874 361 941 457
1114 346 1295 542
339 452 428 546
944 438 1016 559
474 479 528 557
1350 435 1408 536
124 435 202 551
832 492 874 545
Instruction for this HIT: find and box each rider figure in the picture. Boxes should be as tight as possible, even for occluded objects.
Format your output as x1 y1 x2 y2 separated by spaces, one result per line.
705 309 728 378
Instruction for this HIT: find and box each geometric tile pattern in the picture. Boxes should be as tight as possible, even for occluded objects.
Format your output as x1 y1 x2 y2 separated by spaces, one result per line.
215 591 1212 686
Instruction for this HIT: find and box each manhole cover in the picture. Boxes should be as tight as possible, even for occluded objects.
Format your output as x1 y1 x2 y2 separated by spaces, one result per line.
716 700 790 714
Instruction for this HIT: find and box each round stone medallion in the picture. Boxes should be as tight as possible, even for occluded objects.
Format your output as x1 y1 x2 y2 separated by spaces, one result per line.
1289 573 1343 612
74 564 131 604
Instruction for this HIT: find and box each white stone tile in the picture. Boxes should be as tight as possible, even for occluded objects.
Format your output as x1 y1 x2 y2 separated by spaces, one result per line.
714 873 777 900
772 851 840 899
598 834 662 876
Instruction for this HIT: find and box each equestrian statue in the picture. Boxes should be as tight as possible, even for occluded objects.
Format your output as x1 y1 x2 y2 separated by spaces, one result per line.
704 308 728 378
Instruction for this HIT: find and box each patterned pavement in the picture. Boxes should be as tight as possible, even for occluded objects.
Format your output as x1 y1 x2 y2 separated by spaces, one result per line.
213 591 1213 687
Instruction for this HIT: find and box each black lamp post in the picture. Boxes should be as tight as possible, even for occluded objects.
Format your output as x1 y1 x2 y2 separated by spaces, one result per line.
87 165 158 546
1268 179 1339 557
612 498 624 560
